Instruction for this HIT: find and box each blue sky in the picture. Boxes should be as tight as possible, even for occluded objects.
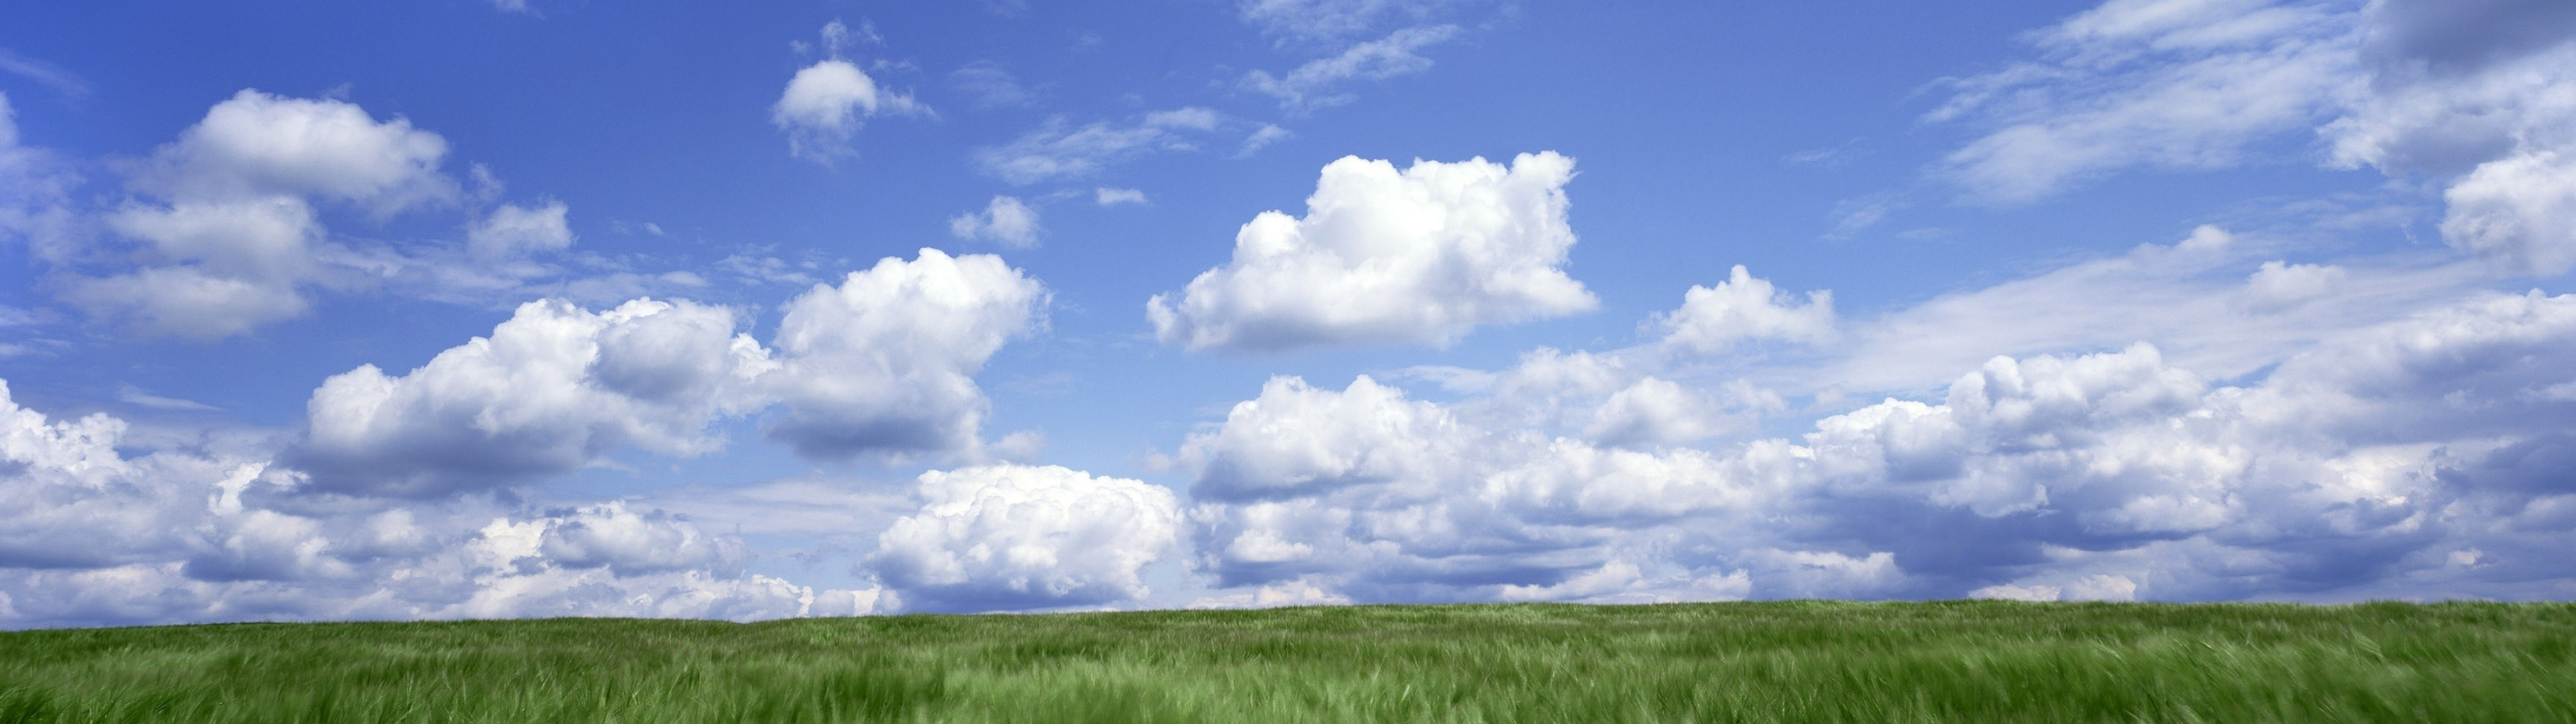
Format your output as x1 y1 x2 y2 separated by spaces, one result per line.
2 0 2573 625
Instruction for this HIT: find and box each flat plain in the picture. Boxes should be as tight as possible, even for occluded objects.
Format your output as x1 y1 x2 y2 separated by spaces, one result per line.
1 601 2569 723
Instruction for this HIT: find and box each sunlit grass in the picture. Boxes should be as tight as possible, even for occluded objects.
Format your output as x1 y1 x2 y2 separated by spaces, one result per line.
1 600 2569 723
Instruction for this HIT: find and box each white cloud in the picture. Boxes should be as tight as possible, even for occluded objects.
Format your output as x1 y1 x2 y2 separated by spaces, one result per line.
56 89 464 338
2244 259 2346 309
1177 374 1775 601
1237 0 1480 45
293 249 1045 494
1242 25 1460 113
871 464 1180 611
1148 152 1597 353
772 33 926 164
1169 283 2576 604
947 195 1040 247
1939 0 2576 277
760 249 1046 461
467 200 574 260
137 89 457 210
1188 577 1352 609
0 49 90 102
22 90 610 339
1093 187 1148 206
1238 124 1293 156
1652 265 1837 355
1928 0 2358 204
2440 150 2576 276
0 377 869 627
293 298 767 497
973 109 1222 185
1811 225 2483 394
535 501 746 577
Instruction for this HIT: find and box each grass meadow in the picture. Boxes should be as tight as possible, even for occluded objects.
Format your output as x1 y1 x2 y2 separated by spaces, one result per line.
0 600 2569 723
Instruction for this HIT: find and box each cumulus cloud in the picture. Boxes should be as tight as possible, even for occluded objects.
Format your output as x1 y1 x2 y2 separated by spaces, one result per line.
466 200 574 260
871 464 1180 611
2439 150 2576 276
56 90 462 338
17 89 608 339
293 249 1045 495
1171 284 2576 604
947 195 1040 247
1176 373 1778 603
759 249 1046 461
1148 152 1597 353
771 22 926 164
1652 265 1837 354
135 89 455 210
0 378 869 628
292 298 767 497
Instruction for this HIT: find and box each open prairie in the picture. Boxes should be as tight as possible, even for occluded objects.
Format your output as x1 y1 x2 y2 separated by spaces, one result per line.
1 601 2570 723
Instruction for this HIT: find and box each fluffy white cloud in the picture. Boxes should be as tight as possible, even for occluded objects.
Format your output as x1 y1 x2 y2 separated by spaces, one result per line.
760 249 1046 461
0 378 872 628
1653 265 1836 354
136 89 455 210
20 89 610 339
2440 150 2576 276
291 249 1044 496
57 89 458 337
772 58 925 164
1148 152 1597 353
294 298 767 497
871 464 1180 611
1177 373 1776 603
467 200 574 260
947 195 1040 248
1174 286 2576 604
2244 259 2346 309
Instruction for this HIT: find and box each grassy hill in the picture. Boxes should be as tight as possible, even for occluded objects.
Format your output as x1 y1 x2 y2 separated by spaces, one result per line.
1 600 2570 723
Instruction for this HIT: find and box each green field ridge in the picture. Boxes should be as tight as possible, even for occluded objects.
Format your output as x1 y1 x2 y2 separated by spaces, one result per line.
2 600 2571 723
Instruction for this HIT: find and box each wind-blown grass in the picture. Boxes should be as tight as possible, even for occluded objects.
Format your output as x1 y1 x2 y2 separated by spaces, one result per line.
0 601 2569 723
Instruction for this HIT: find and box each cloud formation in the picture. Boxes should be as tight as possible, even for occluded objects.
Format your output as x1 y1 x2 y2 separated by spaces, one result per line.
772 22 926 164
872 464 1180 611
294 248 1046 497
761 249 1046 461
973 109 1224 185
294 298 767 497
0 379 875 628
947 196 1040 247
1181 286 2576 605
1653 265 1837 355
1935 0 2576 276
9 90 615 339
1242 25 1460 113
1148 152 1597 353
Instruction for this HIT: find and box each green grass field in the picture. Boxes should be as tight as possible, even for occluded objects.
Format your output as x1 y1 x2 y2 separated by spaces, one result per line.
1 601 2570 723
